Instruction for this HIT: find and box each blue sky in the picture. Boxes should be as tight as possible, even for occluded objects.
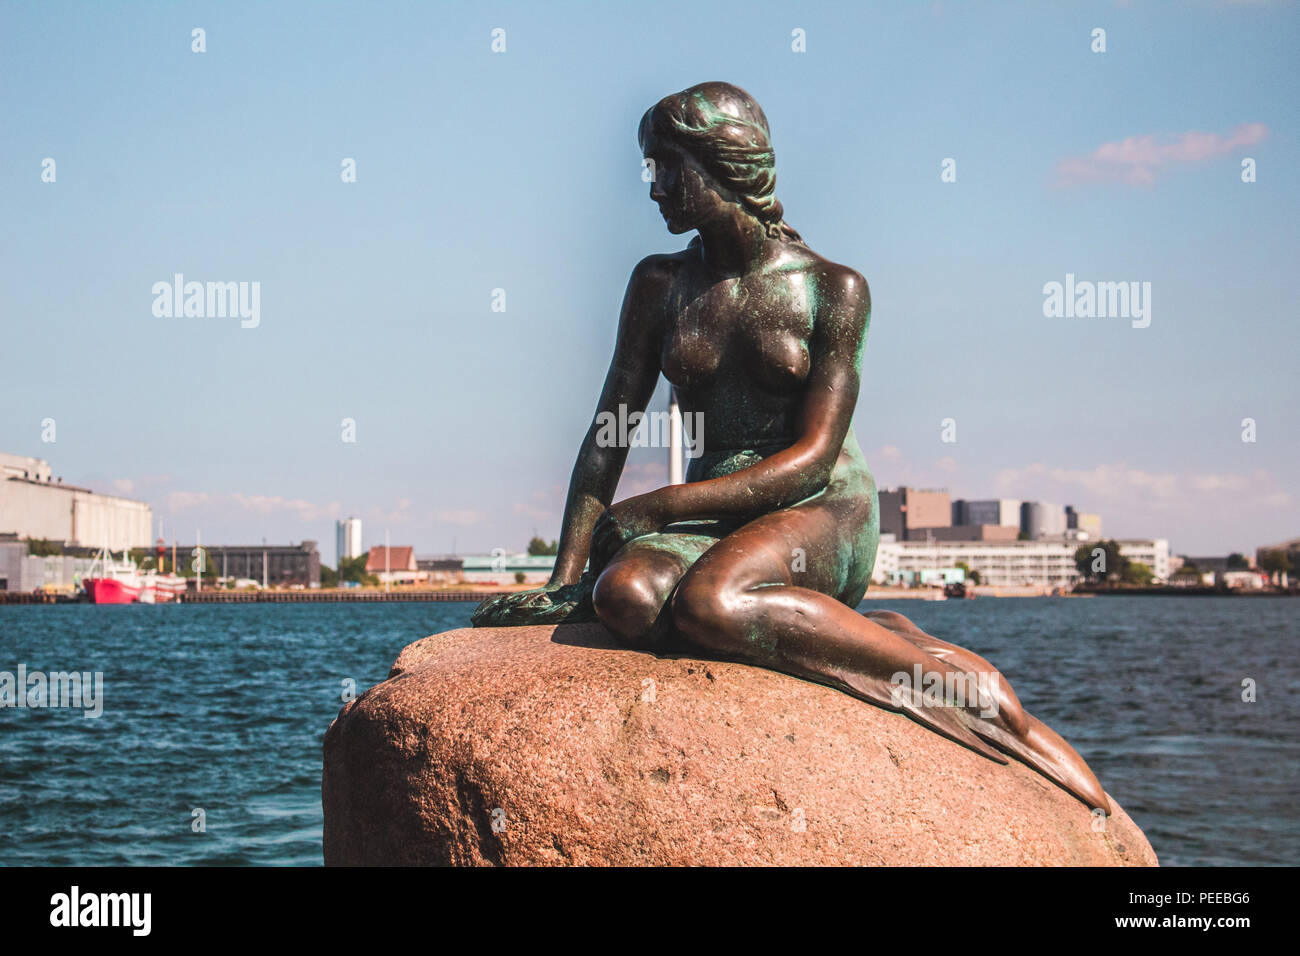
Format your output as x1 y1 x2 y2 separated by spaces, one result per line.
2 0 1296 564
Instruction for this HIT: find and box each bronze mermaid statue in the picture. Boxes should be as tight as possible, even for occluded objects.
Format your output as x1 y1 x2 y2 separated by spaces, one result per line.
473 81 1110 814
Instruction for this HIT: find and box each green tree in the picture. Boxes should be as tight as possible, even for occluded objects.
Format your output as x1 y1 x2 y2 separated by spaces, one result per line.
527 536 558 556
1074 540 1128 584
321 564 339 588
1122 561 1155 586
26 538 62 557
338 555 370 583
1226 552 1249 570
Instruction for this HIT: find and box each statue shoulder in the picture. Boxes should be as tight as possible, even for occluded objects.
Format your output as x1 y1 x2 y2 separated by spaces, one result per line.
777 245 869 317
816 260 870 314
628 248 693 298
633 248 693 278
805 258 870 333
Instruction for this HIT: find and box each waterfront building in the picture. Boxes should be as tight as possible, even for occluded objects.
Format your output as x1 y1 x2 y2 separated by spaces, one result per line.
873 536 1081 589
461 553 555 584
1116 539 1171 582
0 452 151 551
1253 538 1299 581
336 518 363 562
416 554 463 585
1220 570 1269 589
366 545 426 585
871 533 901 583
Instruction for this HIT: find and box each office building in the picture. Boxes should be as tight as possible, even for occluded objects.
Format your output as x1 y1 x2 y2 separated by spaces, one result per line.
878 487 951 541
952 498 1021 529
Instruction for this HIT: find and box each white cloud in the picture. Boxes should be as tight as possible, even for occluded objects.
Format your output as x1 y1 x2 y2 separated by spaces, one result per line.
991 462 1291 510
167 490 213 511
230 494 341 522
436 508 482 526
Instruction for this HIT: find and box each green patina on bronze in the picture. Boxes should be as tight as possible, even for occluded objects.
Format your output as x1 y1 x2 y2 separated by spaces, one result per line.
471 82 1110 814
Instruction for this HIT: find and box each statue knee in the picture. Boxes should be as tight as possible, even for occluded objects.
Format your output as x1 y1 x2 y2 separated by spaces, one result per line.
593 562 671 647
671 571 749 654
862 609 912 631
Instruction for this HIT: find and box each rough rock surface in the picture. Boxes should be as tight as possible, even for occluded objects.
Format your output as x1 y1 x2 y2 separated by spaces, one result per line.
322 623 1157 866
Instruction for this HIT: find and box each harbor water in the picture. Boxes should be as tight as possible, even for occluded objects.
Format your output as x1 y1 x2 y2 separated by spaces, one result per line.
0 597 1295 866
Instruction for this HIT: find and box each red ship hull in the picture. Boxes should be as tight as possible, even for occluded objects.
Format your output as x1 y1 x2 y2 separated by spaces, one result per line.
83 578 143 604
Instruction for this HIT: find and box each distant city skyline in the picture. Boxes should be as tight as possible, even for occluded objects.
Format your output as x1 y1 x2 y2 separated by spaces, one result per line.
3 1 1296 564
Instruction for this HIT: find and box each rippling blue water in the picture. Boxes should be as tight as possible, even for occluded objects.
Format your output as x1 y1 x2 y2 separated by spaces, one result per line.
1 597 1295 866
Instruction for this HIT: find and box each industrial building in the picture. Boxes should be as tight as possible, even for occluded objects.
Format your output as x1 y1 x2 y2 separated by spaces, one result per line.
1020 501 1067 540
0 452 152 552
178 541 321 587
0 536 97 592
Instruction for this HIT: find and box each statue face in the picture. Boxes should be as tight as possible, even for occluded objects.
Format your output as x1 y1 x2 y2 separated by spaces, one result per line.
644 138 732 235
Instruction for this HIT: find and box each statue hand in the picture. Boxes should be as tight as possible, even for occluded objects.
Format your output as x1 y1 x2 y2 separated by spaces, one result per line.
471 575 597 627
590 494 667 574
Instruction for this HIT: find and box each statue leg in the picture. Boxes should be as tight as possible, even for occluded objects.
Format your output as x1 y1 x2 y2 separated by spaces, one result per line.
863 610 1030 737
670 501 1111 813
592 529 720 649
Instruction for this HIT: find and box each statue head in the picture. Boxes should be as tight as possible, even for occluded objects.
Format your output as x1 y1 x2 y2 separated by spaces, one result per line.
638 82 803 243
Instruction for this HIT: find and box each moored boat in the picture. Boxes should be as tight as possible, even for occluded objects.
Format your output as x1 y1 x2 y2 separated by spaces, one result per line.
81 547 184 604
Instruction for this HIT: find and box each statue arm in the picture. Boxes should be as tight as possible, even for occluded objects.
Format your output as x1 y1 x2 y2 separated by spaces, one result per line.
549 259 667 585
647 268 869 524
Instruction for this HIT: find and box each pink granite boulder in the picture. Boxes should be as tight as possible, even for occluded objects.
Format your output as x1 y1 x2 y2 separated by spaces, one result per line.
322 623 1156 866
